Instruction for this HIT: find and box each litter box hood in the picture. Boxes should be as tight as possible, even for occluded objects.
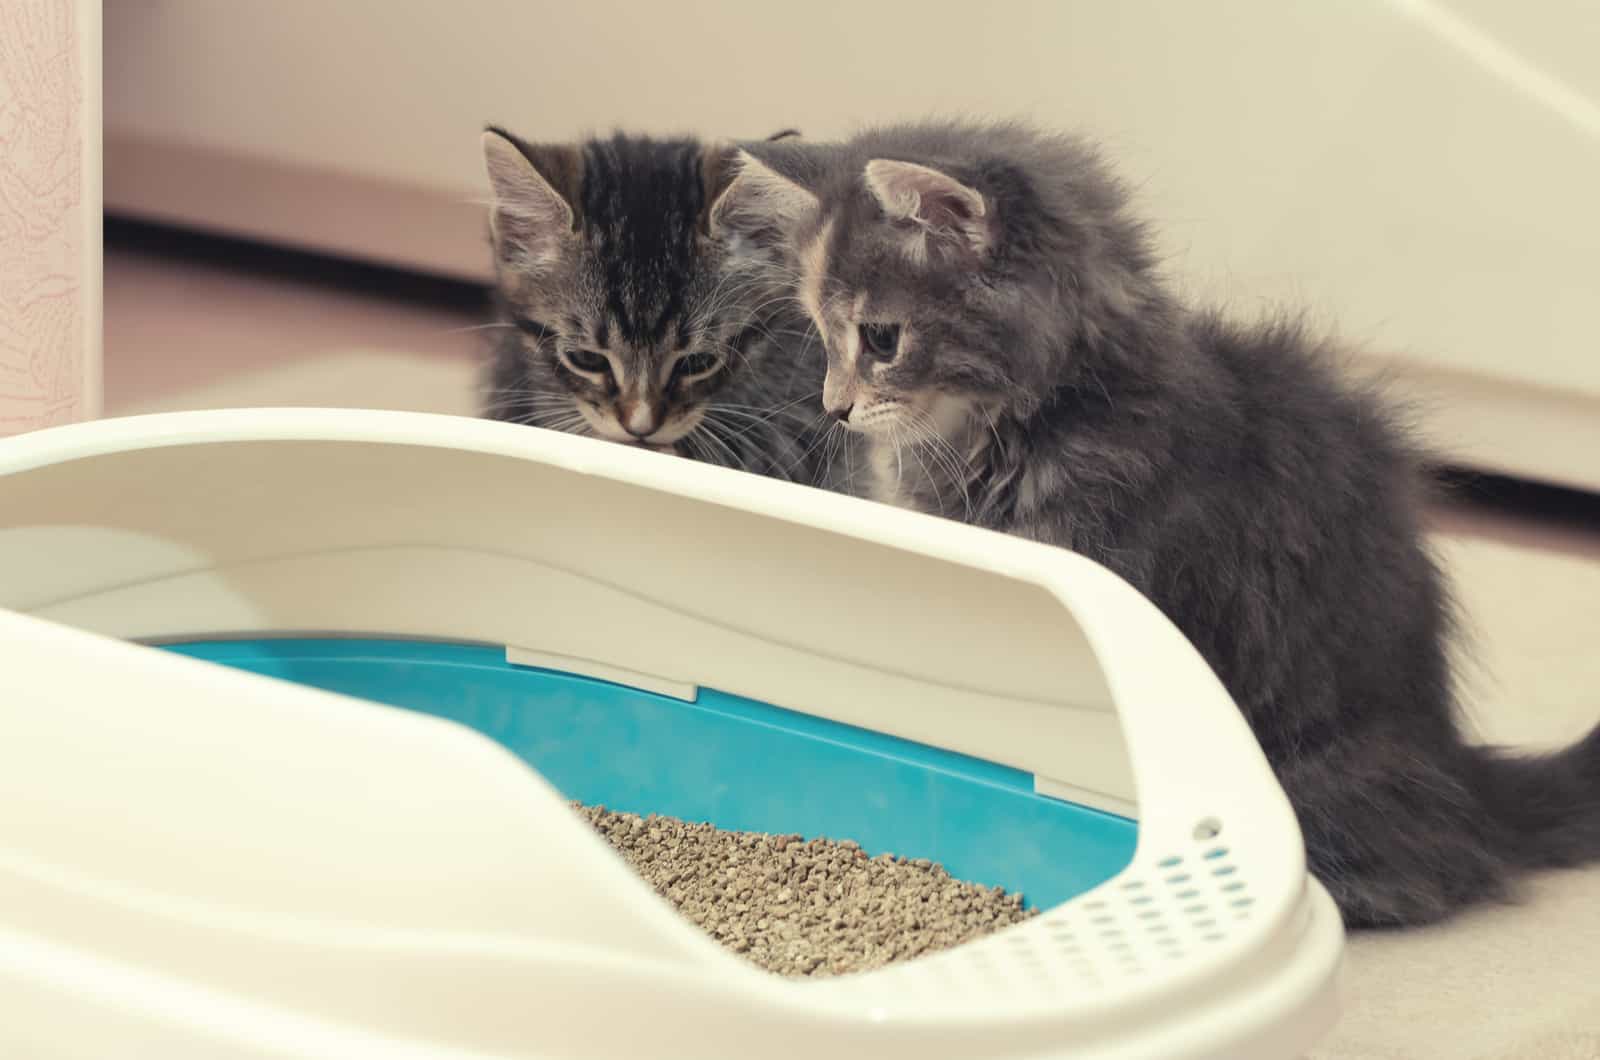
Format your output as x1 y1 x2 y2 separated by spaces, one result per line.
0 409 1343 1060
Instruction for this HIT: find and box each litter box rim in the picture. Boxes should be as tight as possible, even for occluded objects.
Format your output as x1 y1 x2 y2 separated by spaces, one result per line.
0 408 1344 1059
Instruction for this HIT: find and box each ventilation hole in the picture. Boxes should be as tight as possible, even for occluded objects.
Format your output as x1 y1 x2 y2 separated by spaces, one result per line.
1157 855 1183 869
1147 923 1170 935
1183 904 1207 915
1091 915 1115 926
1084 900 1107 911
1119 879 1145 891
1220 881 1246 892
1100 926 1125 939
1192 818 1222 840
1202 846 1229 860
1213 865 1238 877
1176 889 1200 900
1166 873 1192 884
1204 932 1225 943
1231 897 1255 908
1166 949 1187 959
1194 919 1217 930
1108 939 1131 952
1130 895 1153 906
1137 910 1161 920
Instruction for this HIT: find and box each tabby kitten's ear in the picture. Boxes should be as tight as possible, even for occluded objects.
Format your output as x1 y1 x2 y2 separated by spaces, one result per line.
863 158 991 258
481 127 581 272
708 150 818 245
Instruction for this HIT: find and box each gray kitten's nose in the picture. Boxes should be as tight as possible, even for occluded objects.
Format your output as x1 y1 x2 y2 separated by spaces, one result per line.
829 404 853 423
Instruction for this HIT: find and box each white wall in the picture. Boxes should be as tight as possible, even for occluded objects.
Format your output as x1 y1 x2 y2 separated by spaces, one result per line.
104 0 1600 489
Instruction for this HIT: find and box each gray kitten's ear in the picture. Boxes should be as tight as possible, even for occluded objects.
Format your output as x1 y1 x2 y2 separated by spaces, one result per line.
864 158 990 256
708 150 818 243
698 142 739 237
481 128 580 271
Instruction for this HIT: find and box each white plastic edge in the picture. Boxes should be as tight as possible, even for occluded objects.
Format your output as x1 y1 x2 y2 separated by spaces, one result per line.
0 409 1343 1058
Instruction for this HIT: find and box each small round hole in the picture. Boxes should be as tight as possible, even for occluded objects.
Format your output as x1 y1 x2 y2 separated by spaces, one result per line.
1193 818 1222 840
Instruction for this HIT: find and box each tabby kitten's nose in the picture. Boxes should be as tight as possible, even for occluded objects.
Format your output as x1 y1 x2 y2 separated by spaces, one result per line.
829 403 853 423
622 401 661 438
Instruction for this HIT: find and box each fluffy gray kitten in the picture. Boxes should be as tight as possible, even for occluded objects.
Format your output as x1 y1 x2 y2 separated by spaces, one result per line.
480 128 849 486
723 120 1600 928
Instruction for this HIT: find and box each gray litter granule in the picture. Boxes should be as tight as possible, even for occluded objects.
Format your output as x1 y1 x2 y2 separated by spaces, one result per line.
574 803 1035 977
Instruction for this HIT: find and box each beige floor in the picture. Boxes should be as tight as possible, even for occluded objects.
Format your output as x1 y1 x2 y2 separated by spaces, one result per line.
106 240 1600 1058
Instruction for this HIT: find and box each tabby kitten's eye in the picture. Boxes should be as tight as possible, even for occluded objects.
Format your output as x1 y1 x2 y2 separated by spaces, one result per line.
671 351 722 385
564 349 610 375
858 323 901 361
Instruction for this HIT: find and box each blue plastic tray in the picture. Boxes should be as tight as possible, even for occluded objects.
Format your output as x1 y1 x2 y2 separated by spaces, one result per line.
163 638 1137 909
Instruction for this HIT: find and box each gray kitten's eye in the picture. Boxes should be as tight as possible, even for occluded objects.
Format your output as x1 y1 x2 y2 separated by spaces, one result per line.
564 349 610 375
671 351 722 385
858 323 901 360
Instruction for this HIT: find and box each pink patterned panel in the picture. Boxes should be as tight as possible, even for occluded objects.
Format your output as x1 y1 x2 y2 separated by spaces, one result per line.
0 0 92 436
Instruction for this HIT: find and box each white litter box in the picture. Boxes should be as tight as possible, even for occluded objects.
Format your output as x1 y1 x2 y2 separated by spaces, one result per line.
0 409 1343 1059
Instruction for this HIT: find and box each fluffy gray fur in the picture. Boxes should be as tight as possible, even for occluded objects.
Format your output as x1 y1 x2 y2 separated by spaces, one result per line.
480 128 853 487
730 120 1600 928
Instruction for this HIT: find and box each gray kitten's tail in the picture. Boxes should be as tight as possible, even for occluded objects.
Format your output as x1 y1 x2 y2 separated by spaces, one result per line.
1468 721 1600 869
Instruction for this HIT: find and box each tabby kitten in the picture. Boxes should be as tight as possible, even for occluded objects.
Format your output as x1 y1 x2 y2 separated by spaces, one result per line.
722 120 1600 928
480 128 844 486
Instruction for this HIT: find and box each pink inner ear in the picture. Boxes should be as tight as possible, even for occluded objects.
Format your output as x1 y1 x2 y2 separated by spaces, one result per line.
866 160 989 253
915 183 980 228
